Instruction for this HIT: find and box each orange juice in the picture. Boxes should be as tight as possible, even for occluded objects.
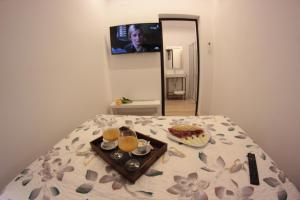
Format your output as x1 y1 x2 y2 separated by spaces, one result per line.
118 136 138 152
103 128 119 142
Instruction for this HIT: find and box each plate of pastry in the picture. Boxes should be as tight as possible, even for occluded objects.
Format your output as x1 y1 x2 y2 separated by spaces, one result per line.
167 124 210 147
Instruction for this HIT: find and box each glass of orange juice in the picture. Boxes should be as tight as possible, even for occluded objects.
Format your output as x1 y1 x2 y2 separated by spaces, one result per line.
118 126 140 171
103 127 119 142
101 127 120 150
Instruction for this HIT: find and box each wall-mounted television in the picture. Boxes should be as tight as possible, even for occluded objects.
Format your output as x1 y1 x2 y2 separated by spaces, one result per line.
110 23 161 55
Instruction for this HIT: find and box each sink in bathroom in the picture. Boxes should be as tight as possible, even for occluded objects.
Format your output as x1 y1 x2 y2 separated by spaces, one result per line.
165 70 186 77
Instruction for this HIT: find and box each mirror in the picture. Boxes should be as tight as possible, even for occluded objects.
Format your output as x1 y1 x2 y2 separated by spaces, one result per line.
160 19 199 116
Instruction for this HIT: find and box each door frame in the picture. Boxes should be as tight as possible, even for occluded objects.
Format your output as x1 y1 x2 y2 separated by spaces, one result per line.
159 18 200 116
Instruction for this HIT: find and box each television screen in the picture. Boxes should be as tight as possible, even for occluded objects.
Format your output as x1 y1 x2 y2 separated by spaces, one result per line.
110 23 161 55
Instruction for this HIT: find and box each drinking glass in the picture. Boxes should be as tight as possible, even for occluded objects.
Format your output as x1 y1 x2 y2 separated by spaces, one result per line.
102 126 124 160
118 126 140 171
103 127 119 143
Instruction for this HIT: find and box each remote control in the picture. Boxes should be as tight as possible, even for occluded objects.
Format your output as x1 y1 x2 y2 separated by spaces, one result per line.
247 153 260 185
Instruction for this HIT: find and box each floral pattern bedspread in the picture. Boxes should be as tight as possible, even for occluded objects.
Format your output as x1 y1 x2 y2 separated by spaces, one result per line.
1 115 299 200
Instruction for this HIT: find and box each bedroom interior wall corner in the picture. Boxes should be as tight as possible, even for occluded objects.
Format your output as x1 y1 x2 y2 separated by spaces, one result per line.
0 0 111 189
99 0 113 111
211 0 300 188
197 14 214 116
105 0 214 113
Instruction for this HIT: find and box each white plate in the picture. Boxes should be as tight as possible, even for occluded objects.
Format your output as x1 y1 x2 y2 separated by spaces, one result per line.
132 145 153 156
101 141 118 150
167 132 211 148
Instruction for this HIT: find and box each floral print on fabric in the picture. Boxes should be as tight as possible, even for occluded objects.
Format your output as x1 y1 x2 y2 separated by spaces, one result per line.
167 172 209 200
1 115 299 200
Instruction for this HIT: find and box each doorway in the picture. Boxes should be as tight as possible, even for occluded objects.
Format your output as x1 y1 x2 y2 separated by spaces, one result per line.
159 18 200 116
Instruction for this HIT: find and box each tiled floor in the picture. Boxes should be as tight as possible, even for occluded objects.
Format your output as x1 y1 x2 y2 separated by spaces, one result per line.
165 99 196 116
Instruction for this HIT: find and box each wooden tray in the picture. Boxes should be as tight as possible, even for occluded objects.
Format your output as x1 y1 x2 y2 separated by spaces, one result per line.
90 131 168 183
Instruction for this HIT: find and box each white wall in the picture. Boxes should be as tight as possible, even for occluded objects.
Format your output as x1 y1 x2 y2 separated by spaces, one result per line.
162 20 197 98
105 0 214 114
0 0 111 189
1 0 299 191
211 0 300 187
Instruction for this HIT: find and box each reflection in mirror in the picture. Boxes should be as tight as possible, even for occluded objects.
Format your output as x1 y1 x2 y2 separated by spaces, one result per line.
161 20 199 116
166 46 183 69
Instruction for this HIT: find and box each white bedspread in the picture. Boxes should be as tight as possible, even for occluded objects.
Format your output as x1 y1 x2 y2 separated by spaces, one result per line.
1 115 299 200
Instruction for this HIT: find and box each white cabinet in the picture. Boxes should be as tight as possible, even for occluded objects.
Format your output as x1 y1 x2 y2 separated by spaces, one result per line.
110 100 161 116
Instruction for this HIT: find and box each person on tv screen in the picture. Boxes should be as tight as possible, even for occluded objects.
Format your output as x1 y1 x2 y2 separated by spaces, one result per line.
124 25 152 53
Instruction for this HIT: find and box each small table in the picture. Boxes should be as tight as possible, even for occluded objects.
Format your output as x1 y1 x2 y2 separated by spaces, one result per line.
110 100 161 115
165 73 187 100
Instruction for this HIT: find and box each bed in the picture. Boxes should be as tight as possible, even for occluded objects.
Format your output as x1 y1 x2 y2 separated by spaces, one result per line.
1 115 299 200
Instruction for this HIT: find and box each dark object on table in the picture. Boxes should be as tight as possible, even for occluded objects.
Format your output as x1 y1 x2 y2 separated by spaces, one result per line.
247 153 260 185
121 97 132 104
90 131 167 183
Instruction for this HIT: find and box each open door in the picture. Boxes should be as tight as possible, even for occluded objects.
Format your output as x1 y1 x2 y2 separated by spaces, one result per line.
159 18 200 116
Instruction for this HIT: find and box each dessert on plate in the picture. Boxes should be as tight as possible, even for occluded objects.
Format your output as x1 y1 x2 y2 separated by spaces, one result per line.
168 124 204 138
168 124 210 147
